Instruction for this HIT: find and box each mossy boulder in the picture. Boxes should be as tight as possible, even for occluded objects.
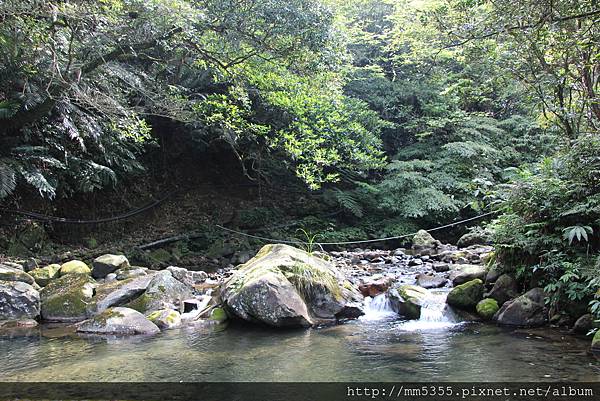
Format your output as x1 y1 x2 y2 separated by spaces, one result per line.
592 330 600 353
495 287 547 327
77 307 159 335
92 254 130 279
59 260 91 276
411 230 442 255
209 307 228 323
0 280 40 320
388 284 432 319
147 308 181 329
446 279 484 310
40 274 96 322
87 274 155 314
476 298 499 320
221 244 363 328
0 263 35 285
126 271 193 314
29 264 61 287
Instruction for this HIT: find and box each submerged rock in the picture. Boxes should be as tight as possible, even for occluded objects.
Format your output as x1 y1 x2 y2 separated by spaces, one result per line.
92 254 130 279
29 264 61 287
476 298 499 320
59 260 91 276
40 274 96 322
485 274 519 305
77 307 159 335
0 280 40 320
446 279 484 310
220 244 363 328
494 288 547 327
388 284 432 319
126 271 193 314
450 264 487 286
0 264 35 285
147 308 181 329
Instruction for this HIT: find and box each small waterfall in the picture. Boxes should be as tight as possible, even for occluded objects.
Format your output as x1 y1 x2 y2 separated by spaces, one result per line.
399 292 458 331
360 294 397 321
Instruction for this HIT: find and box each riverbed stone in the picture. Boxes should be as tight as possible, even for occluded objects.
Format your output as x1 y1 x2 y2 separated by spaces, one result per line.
115 266 149 280
572 314 598 334
147 308 181 329
59 260 91 276
77 307 160 335
88 274 155 314
388 285 432 319
358 276 394 297
416 273 447 289
494 287 547 327
166 266 208 287
485 274 519 305
450 264 487 286
0 264 35 285
126 270 193 314
476 298 499 320
221 244 363 328
0 280 40 320
446 279 484 310
29 264 61 287
40 274 96 322
92 254 130 279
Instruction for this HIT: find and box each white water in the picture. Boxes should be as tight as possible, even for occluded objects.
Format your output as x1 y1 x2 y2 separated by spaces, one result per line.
360 292 460 331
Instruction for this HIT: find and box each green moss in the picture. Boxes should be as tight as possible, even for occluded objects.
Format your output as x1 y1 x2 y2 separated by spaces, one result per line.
476 298 499 320
446 279 484 310
210 307 227 323
281 262 341 300
40 274 95 320
126 293 151 313
59 260 91 276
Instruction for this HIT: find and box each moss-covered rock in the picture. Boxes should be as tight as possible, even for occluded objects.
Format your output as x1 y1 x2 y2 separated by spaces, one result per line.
388 284 432 319
446 279 484 310
221 244 363 328
59 260 91 276
209 307 228 323
92 254 130 279
87 274 155 314
126 271 193 314
476 298 499 320
147 308 181 329
77 307 160 335
40 274 96 322
0 263 35 285
29 264 61 287
592 330 600 353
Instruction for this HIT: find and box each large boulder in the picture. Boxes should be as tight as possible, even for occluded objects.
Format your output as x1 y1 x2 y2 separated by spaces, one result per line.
147 308 181 329
92 254 130 279
40 274 96 322
446 279 484 310
411 230 442 255
220 244 363 328
450 264 487 286
476 298 499 320
456 227 493 247
572 314 598 334
29 264 61 287
485 274 519 305
0 264 35 285
495 287 547 327
87 274 155 314
126 271 193 314
388 285 432 319
59 260 91 276
0 280 40 320
77 307 160 335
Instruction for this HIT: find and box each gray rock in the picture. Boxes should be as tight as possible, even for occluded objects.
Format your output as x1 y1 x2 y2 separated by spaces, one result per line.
40 274 96 322
0 264 35 285
450 264 487 286
416 273 447 289
485 265 502 285
115 266 149 280
77 307 159 335
432 263 450 273
126 271 193 314
485 274 519 305
147 308 182 329
88 275 155 314
166 266 207 287
0 280 40 320
92 254 130 279
408 258 423 266
494 288 547 327
572 313 596 334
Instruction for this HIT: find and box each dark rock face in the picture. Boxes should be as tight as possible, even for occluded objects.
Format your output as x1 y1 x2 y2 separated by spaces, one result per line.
494 288 548 327
0 280 40 320
76 307 159 335
485 274 519 305
572 314 594 334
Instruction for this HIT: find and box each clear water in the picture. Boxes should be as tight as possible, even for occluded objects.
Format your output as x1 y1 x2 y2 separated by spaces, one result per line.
1 307 599 382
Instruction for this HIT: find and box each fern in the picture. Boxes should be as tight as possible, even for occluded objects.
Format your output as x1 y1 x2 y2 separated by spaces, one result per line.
0 161 17 199
332 188 364 218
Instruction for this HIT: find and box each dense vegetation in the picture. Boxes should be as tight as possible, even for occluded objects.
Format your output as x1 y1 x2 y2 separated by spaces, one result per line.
1 1 599 330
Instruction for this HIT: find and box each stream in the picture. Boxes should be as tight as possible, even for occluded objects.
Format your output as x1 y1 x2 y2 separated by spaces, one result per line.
1 290 598 382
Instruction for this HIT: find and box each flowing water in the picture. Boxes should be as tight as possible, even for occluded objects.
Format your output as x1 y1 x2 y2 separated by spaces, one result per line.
1 291 599 382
